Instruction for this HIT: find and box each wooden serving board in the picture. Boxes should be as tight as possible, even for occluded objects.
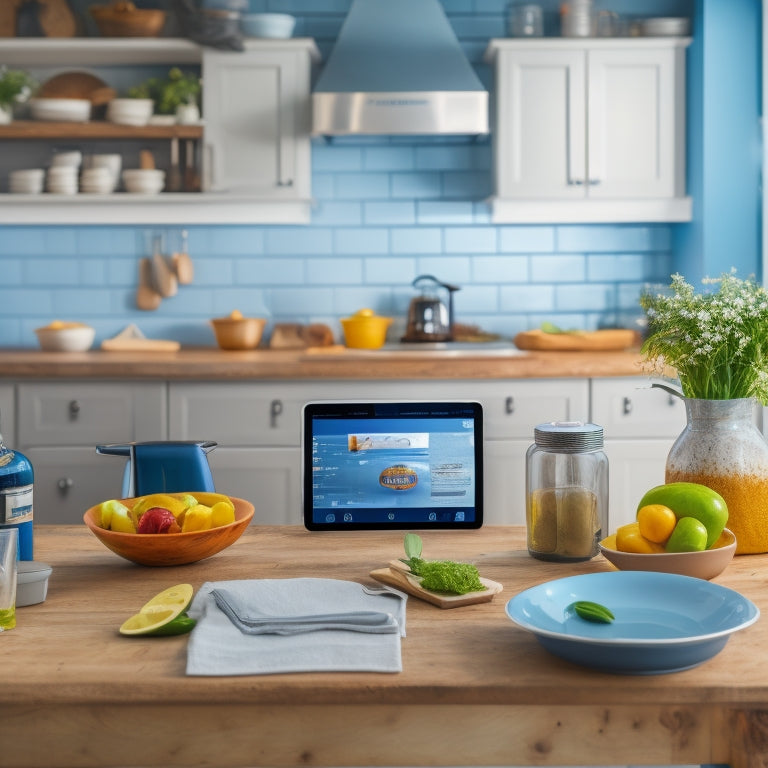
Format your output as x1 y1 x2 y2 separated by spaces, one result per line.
370 560 503 609
101 338 180 352
514 328 637 351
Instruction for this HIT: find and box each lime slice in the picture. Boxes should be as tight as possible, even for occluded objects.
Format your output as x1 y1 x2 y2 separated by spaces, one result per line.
119 584 195 636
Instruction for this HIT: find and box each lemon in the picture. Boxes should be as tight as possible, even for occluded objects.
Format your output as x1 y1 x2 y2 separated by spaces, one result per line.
119 584 195 637
211 500 235 527
181 504 213 532
132 493 193 518
98 499 129 530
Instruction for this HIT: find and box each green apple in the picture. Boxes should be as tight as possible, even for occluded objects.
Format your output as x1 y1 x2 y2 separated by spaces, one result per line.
637 482 728 549
665 516 708 552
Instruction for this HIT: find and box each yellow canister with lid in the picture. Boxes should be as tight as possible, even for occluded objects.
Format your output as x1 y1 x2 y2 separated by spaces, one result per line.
340 309 392 349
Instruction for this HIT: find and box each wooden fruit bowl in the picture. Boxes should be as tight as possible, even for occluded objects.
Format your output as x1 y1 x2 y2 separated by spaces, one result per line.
89 2 166 37
84 496 254 566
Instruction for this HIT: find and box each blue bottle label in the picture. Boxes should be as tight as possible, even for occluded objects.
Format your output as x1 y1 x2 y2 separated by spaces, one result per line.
0 485 33 524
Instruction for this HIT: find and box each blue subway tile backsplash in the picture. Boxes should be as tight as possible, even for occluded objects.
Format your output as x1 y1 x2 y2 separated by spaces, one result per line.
0 1 687 349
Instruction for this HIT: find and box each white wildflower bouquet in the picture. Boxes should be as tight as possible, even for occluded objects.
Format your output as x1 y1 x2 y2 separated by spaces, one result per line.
639 271 768 404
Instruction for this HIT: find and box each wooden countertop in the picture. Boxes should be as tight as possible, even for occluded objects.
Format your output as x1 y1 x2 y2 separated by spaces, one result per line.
0 347 648 380
3 525 766 768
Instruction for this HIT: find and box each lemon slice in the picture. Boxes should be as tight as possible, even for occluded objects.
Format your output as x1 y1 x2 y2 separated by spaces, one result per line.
119 584 195 636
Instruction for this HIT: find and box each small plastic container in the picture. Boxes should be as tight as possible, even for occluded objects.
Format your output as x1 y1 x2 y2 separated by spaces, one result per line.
525 421 608 562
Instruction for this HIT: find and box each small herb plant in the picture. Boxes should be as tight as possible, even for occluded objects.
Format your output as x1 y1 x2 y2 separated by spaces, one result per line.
0 67 36 108
128 67 201 114
640 270 768 405
401 533 486 595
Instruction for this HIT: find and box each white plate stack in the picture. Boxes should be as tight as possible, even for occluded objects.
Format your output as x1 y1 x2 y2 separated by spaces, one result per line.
80 166 114 194
85 153 122 192
9 169 45 195
46 166 79 195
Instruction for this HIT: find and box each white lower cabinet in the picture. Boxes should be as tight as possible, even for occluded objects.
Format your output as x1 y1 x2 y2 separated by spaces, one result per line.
590 377 687 530
168 379 589 525
15 375 693 528
16 382 167 524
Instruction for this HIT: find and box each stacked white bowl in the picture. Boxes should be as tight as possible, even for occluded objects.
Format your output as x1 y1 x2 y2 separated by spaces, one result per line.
9 169 45 195
28 98 91 123
122 168 165 195
83 154 122 193
107 98 154 127
47 150 82 195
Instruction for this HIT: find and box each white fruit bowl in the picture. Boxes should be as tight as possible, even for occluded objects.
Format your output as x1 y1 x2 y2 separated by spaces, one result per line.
35 322 95 352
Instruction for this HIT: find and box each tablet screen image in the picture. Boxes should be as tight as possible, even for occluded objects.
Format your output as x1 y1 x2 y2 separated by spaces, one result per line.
303 401 483 530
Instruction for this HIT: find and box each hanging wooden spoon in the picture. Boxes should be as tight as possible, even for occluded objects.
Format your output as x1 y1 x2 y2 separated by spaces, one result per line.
136 258 161 311
172 229 194 285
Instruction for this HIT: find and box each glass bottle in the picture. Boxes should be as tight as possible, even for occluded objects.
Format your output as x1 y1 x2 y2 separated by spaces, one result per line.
526 421 608 561
0 417 34 561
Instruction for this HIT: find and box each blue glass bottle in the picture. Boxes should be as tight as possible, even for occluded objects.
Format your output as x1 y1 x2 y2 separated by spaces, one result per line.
0 428 34 561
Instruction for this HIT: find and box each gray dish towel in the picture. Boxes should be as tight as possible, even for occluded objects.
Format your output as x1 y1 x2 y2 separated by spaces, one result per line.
186 578 407 676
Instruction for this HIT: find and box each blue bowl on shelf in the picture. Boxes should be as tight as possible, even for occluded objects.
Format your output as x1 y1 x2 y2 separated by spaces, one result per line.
240 13 295 38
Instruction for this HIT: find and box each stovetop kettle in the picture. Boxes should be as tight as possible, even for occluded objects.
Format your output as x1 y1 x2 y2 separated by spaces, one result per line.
403 274 460 342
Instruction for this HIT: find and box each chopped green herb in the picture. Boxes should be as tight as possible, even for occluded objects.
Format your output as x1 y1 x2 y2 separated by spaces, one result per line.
400 534 486 595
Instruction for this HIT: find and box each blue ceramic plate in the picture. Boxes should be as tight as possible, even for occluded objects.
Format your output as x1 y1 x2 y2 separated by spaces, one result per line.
506 571 759 675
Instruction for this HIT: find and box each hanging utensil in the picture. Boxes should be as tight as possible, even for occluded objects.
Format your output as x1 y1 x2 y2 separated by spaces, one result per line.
172 229 194 285
150 234 178 298
136 258 162 311
167 137 182 193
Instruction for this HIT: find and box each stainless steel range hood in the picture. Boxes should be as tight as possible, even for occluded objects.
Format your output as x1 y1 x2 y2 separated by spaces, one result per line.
312 0 488 136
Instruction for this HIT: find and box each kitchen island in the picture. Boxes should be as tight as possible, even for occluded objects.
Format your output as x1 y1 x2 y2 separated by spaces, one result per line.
3 525 766 768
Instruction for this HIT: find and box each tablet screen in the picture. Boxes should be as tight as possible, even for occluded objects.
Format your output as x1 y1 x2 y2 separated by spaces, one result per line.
302 401 483 530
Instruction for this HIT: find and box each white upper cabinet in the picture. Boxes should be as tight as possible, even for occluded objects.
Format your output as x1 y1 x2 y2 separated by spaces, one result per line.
484 38 692 223
0 38 319 225
202 42 316 210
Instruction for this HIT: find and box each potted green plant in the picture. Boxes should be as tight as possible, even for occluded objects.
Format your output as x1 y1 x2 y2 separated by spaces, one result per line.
0 67 36 124
128 67 201 123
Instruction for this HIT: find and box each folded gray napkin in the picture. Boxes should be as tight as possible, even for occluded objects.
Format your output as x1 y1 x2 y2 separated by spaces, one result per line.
212 587 399 635
186 578 406 676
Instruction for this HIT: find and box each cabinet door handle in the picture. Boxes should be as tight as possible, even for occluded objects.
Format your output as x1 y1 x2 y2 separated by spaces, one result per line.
57 477 73 494
505 396 514 415
68 400 80 420
587 179 601 186
276 179 294 187
622 397 632 415
270 398 284 428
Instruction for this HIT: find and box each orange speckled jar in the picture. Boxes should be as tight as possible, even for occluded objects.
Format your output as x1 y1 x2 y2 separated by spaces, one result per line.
665 398 768 555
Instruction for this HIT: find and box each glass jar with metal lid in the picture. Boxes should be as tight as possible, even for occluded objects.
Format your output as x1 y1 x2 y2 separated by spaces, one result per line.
525 421 608 562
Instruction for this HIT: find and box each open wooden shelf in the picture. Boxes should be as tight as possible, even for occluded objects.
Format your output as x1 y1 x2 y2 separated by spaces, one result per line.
0 121 204 140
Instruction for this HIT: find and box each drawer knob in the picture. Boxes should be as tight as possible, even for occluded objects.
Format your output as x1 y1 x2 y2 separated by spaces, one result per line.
270 398 283 428
68 400 80 420
505 396 514 415
622 397 633 415
57 477 74 494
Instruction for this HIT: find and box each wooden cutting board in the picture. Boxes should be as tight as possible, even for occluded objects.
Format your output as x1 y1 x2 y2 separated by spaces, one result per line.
514 328 638 351
370 560 503 609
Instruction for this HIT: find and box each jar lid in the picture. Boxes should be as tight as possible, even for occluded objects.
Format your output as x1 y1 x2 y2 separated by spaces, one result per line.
534 421 604 450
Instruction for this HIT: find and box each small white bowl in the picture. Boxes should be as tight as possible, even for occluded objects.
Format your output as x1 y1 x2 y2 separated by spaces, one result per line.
29 98 91 122
35 323 95 352
16 562 52 607
122 168 165 194
51 150 83 168
240 13 295 38
107 98 154 127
